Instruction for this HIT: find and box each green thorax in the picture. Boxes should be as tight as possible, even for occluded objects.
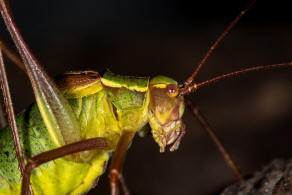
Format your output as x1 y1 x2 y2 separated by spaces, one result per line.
101 71 150 131
101 70 149 93
61 70 150 136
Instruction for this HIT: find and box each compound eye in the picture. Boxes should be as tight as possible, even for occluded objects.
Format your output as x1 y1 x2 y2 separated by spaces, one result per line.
166 84 178 97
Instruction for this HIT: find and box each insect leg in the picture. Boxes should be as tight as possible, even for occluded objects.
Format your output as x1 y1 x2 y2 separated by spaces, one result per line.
119 174 130 195
0 51 7 129
0 48 25 174
0 34 25 72
0 0 84 155
0 34 26 128
185 97 244 181
109 131 135 195
21 137 112 195
0 48 35 194
170 125 186 152
0 95 7 128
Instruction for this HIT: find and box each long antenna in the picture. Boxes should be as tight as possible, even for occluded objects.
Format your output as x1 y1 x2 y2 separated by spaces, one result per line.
185 0 256 86
186 98 244 181
180 62 292 95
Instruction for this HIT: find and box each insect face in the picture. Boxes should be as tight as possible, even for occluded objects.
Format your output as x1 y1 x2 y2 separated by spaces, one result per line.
148 76 185 152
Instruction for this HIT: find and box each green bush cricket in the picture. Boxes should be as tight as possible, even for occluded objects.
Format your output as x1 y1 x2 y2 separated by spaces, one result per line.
0 0 292 195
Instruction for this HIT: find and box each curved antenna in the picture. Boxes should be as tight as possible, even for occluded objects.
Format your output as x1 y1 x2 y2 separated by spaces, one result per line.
180 62 292 95
185 98 243 181
184 0 256 86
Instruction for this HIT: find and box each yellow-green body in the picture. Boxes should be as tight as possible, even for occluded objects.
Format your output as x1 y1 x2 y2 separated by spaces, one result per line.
0 70 184 194
0 103 109 195
0 71 151 194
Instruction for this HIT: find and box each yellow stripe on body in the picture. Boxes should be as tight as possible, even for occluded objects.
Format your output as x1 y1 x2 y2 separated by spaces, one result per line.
63 81 103 98
152 83 167 89
101 78 148 92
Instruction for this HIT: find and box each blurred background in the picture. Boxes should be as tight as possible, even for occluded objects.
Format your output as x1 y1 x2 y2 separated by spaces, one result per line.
1 0 292 194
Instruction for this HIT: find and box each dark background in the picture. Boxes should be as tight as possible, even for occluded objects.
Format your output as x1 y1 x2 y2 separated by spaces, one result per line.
1 0 292 194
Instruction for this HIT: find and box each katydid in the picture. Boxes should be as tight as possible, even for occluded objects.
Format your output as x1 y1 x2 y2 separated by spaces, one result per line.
1 0 292 195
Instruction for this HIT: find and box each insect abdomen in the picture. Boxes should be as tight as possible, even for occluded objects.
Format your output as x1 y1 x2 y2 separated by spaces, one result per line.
0 103 109 195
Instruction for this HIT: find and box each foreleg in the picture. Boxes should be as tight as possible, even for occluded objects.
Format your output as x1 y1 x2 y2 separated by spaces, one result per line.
21 137 112 195
109 131 135 195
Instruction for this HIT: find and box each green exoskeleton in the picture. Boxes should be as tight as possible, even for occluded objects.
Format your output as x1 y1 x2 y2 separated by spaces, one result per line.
0 66 185 194
0 0 292 194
